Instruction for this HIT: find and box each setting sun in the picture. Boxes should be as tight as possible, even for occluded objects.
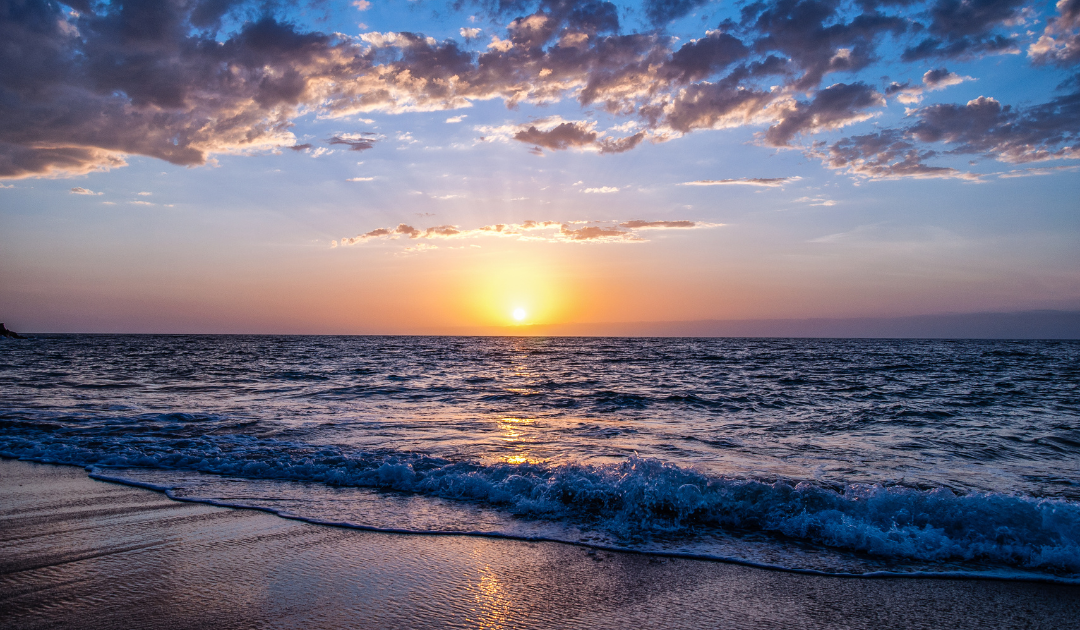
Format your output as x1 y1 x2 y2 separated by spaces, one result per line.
512 308 527 322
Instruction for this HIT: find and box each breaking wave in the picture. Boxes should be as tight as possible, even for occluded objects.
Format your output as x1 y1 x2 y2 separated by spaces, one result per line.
2 426 1077 581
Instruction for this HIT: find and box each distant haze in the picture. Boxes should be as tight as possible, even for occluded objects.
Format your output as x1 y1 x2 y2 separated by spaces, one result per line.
8 311 1079 340
509 311 1080 339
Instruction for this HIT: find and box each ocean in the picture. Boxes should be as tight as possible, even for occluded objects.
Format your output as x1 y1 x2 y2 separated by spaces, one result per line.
1 335 1078 582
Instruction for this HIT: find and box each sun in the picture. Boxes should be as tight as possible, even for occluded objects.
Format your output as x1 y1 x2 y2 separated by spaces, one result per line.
512 308 527 322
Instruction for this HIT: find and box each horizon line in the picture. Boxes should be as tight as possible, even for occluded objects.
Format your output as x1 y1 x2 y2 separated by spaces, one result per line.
8 309 1080 339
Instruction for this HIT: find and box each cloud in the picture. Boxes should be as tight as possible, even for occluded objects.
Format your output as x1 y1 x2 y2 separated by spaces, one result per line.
460 27 481 40
909 95 1080 163
819 129 981 180
662 32 750 84
0 8 337 178
619 220 697 228
482 118 646 155
352 0 371 10
3 146 128 180
347 177 375 181
738 0 907 91
328 134 379 152
514 122 596 150
69 187 102 195
764 83 886 147
446 115 468 123
820 85 1080 178
0 0 1071 181
681 176 802 187
794 196 837 206
559 224 638 241
902 0 1027 61
137 191 152 196
583 186 619 193
886 68 972 104
337 217 719 247
998 164 1080 178
1030 0 1080 65
922 68 968 89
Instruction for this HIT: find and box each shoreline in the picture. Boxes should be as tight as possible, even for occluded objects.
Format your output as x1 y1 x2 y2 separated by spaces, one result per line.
2 458 1078 629
80 465 1078 586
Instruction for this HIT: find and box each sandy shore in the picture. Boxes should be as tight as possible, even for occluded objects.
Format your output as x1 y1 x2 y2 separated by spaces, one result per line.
1 458 1077 629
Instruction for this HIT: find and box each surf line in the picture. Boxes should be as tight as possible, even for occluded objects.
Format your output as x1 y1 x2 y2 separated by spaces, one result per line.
63 463 1074 586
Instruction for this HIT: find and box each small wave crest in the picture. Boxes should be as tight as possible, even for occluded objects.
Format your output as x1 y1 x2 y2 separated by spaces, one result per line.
2 426 1078 579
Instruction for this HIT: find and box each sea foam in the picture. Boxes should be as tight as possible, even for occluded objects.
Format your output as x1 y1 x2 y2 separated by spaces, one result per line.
2 430 1077 578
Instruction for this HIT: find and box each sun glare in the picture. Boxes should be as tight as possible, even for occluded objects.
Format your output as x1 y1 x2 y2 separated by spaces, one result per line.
512 308 527 322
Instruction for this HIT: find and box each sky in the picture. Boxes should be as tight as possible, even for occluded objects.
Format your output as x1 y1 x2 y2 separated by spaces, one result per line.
1 0 1079 334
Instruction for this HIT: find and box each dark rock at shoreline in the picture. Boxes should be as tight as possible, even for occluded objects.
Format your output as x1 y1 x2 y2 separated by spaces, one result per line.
1 323 28 339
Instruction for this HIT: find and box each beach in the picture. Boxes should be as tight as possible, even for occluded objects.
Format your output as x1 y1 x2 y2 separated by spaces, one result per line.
2 458 1077 630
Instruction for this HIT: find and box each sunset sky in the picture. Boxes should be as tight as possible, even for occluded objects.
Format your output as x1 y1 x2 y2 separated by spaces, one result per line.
2 0 1079 333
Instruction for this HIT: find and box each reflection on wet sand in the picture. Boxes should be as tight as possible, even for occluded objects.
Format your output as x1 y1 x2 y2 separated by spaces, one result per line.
3 459 1078 630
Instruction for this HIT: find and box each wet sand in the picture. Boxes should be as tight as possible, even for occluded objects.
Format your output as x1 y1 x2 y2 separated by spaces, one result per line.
1 458 1077 629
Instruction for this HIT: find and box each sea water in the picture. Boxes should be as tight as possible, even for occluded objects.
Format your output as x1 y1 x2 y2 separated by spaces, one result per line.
1 335 1077 581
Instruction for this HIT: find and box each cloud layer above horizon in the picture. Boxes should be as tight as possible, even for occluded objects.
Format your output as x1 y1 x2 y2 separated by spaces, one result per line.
2 0 1078 182
334 218 720 248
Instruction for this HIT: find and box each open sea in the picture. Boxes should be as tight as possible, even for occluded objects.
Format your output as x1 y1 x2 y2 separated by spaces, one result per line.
1 335 1078 582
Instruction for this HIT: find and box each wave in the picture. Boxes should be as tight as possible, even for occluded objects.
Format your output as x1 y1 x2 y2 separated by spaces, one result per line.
2 426 1078 580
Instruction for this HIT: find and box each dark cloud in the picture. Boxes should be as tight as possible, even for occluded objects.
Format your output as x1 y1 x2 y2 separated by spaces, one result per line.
663 32 750 83
737 0 907 89
883 67 966 104
923 0 1026 37
909 92 1080 162
821 85 1080 177
765 82 884 146
0 0 1073 181
510 121 644 153
0 144 128 179
496 0 620 51
661 81 775 134
902 0 1025 60
287 143 313 151
821 129 974 179
1030 0 1080 65
514 122 597 150
598 132 645 153
189 0 247 30
328 134 379 151
0 0 368 178
923 67 957 86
